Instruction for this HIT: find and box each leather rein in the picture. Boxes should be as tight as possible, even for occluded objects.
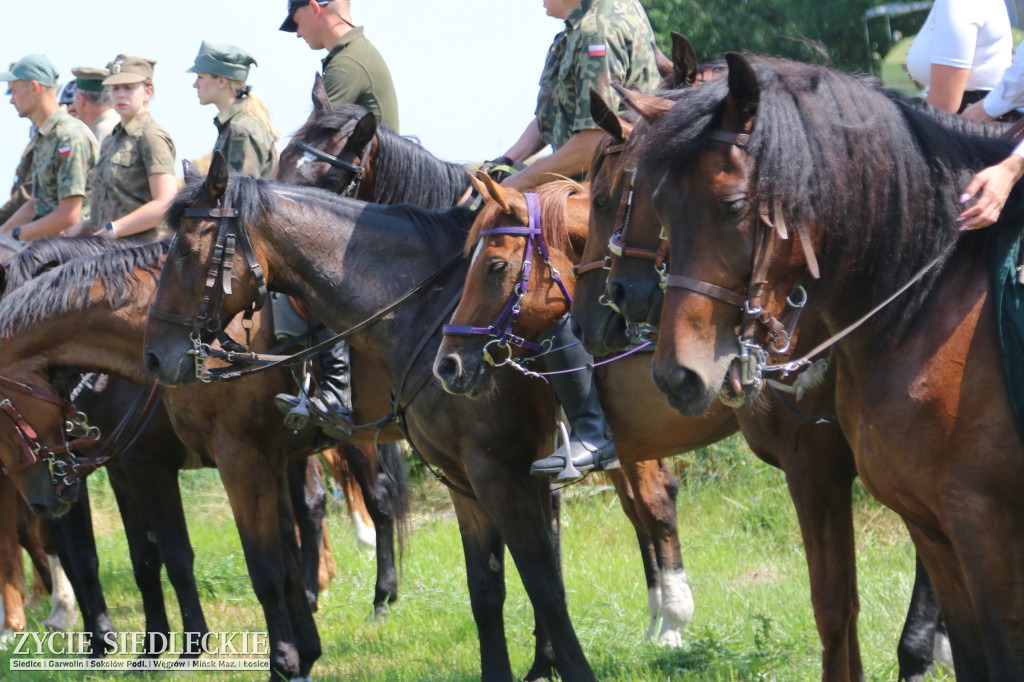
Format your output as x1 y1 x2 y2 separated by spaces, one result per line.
293 137 370 198
442 193 574 366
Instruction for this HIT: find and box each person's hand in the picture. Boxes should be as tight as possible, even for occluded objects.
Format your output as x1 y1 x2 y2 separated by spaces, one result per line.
958 155 1024 229
479 155 515 183
961 101 995 122
61 220 90 238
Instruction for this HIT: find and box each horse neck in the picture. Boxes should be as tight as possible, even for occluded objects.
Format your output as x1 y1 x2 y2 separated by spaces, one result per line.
361 135 469 208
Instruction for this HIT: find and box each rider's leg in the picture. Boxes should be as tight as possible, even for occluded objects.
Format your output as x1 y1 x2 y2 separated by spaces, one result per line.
275 338 354 439
530 318 619 477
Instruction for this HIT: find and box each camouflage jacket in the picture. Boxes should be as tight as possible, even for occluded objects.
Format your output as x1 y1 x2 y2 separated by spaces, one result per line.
322 27 400 132
535 0 659 150
31 109 98 220
213 104 278 178
0 132 37 224
90 111 175 243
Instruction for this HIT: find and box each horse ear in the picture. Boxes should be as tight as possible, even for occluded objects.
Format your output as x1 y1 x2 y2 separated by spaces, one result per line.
201 152 229 204
475 171 514 214
671 32 699 87
653 41 675 82
312 73 333 113
722 53 760 132
468 171 488 200
612 83 673 124
590 88 625 143
348 111 377 150
182 159 201 183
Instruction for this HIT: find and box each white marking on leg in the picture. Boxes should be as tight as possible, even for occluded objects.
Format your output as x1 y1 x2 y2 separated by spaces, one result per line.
657 568 693 647
350 508 377 550
646 586 662 642
488 553 501 572
932 630 953 669
42 555 77 632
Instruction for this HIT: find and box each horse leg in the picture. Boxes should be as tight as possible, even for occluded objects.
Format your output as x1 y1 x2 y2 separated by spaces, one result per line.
0 476 27 637
604 466 661 641
777 432 861 682
625 458 690 647
287 456 327 612
22 518 78 632
45 482 116 657
217 452 319 680
526 484 560 682
897 554 944 681
321 446 377 548
16 504 53 612
448 492 513 682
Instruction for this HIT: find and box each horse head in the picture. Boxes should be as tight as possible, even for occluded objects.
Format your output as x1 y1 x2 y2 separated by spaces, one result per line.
276 74 378 196
434 172 586 397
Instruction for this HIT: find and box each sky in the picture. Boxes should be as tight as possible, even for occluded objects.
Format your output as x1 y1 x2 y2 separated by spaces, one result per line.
0 1 561 193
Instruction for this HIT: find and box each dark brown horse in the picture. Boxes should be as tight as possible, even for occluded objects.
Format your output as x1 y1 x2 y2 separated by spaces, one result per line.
142 156 607 680
642 55 1024 680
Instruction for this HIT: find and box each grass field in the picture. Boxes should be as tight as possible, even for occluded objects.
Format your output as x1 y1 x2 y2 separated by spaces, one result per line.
0 434 953 681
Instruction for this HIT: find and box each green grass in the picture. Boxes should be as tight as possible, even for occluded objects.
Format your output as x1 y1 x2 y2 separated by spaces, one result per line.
0 435 954 680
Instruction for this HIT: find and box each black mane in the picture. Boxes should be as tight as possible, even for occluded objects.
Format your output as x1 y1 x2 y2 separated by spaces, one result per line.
0 241 167 340
640 57 1021 346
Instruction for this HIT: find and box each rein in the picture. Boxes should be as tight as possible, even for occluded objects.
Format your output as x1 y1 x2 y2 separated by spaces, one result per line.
442 193 574 363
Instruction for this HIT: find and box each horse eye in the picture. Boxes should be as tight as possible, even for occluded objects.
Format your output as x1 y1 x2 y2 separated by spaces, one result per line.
487 261 508 275
593 193 611 209
724 199 749 217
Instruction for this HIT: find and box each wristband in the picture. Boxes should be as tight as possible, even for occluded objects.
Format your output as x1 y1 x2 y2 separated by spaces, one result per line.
11 227 20 240
104 221 116 236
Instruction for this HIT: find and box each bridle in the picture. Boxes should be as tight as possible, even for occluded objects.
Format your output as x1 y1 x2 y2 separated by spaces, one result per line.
572 140 627 282
292 129 371 198
606 166 671 288
147 198 269 382
443 193 574 366
663 128 815 388
0 374 99 489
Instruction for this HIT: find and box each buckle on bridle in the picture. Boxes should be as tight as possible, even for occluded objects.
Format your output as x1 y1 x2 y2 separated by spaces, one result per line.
737 336 769 387
482 339 512 367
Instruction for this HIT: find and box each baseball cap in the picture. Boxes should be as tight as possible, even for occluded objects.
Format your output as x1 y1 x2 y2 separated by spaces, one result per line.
71 66 109 92
186 41 258 81
280 0 329 32
102 55 156 86
59 81 76 105
0 54 60 88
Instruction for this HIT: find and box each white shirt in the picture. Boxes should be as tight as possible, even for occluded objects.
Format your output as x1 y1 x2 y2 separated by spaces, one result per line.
983 45 1024 117
905 0 1012 92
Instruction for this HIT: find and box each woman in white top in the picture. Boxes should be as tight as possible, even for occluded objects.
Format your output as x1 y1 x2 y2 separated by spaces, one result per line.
905 0 1012 113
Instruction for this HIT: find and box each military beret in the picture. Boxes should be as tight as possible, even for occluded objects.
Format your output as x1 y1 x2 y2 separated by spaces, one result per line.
102 55 156 86
280 0 330 32
0 54 60 88
71 66 109 92
187 41 258 82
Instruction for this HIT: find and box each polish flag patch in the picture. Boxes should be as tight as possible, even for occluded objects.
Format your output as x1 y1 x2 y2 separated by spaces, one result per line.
588 44 606 57
58 146 71 157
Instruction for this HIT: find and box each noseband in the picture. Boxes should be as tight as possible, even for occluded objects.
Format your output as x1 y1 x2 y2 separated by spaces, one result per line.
0 375 99 489
606 167 671 288
148 199 269 382
294 134 371 198
443 193 574 366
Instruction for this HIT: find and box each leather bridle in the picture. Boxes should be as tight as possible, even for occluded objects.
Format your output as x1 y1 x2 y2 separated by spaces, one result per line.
443 193 574 366
572 140 627 281
148 198 269 382
293 132 371 198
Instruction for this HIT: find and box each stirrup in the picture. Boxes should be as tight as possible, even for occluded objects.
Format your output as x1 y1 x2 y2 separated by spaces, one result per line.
283 393 311 431
555 421 583 481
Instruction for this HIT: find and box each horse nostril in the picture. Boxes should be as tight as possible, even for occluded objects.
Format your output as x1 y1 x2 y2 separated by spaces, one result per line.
29 503 49 516
434 354 462 383
144 352 161 374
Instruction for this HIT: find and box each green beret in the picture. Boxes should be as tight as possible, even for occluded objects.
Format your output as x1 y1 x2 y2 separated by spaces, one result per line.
71 66 109 92
103 55 156 86
0 54 60 88
186 41 257 82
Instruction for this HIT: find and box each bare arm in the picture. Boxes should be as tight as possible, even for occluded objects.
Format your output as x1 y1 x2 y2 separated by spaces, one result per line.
0 200 35 234
926 64 971 114
15 195 84 240
105 173 177 239
502 129 604 191
503 118 548 165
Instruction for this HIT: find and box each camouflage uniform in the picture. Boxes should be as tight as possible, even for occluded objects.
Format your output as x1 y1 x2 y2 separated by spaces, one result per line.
213 103 278 178
322 27 400 132
90 111 175 244
535 0 659 151
30 108 98 220
0 133 36 225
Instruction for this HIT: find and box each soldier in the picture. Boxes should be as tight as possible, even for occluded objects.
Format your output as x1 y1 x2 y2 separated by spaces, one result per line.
484 0 661 477
280 0 399 131
65 55 176 243
0 54 98 241
58 81 75 116
70 67 118 145
188 41 278 178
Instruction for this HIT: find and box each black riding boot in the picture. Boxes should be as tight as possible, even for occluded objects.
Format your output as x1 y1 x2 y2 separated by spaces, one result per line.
275 339 354 439
530 319 619 477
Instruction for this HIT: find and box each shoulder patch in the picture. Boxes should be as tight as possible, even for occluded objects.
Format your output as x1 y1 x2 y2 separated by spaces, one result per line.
588 44 607 57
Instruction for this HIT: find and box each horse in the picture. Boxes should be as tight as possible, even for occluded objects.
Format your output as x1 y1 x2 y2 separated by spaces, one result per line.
640 54 1024 680
281 69 713 649
142 155 617 681
432 175 737 645
0 240 408 680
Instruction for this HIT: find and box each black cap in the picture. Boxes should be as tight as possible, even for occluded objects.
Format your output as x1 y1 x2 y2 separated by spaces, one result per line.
280 0 329 32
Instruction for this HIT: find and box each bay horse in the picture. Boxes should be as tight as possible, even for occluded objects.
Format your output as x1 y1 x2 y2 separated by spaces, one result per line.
433 176 737 646
142 156 603 681
641 54 1024 680
281 71 711 649
0 241 408 680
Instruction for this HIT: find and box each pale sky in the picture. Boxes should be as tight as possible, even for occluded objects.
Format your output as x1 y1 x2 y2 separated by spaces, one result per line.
0 1 561 193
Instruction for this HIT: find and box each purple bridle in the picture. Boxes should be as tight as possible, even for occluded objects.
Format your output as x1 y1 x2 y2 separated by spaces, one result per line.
443 193 574 363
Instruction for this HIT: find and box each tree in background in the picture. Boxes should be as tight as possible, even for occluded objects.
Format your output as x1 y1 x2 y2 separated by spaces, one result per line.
641 0 926 73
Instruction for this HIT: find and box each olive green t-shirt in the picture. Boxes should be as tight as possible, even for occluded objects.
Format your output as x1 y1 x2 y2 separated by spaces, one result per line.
213 104 278 178
322 27 400 132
